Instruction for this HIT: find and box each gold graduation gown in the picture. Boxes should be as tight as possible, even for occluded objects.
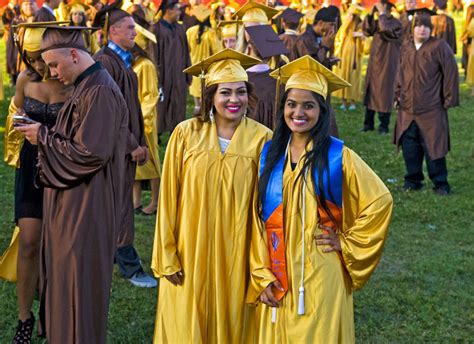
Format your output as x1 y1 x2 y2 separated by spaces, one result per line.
132 56 161 180
253 147 393 343
334 19 364 102
186 25 222 97
151 117 276 343
3 98 23 168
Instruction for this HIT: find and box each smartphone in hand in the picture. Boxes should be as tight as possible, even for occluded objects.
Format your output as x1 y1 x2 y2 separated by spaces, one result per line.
13 115 38 127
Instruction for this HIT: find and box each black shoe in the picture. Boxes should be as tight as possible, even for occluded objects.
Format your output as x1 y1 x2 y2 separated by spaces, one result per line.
12 313 35 344
378 127 389 135
359 126 374 132
134 205 143 215
433 187 450 196
403 183 423 191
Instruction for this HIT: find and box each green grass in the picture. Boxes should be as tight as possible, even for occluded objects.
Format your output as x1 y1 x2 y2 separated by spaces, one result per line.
1 15 473 342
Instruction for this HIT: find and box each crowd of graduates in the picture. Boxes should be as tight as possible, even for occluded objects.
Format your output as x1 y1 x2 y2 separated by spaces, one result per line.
0 0 471 343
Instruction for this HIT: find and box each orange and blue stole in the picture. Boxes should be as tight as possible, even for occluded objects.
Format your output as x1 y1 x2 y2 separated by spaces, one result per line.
260 136 344 300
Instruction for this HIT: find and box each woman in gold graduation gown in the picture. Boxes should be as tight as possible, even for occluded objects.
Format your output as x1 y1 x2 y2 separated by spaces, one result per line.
186 4 222 114
252 56 393 343
132 25 161 215
151 49 276 343
67 1 100 54
333 4 365 110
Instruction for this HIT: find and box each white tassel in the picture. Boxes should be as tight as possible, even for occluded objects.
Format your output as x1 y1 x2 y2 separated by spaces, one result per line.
271 307 277 323
298 286 305 315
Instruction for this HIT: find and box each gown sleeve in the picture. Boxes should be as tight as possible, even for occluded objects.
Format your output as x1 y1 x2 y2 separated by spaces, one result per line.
246 177 278 305
339 147 393 290
377 14 403 41
4 98 24 168
135 59 159 135
438 41 459 109
151 125 185 277
37 86 126 188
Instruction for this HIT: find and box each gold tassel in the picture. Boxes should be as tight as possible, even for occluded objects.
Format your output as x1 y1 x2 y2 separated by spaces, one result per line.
273 69 281 129
200 68 206 119
103 12 109 46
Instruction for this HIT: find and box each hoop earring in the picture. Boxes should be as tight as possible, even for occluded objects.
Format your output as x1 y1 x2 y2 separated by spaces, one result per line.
209 107 215 123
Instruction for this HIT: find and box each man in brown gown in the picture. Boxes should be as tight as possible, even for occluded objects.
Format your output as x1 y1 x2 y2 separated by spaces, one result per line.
93 3 156 287
278 8 303 61
16 25 128 343
33 0 59 21
431 0 457 54
394 10 459 195
361 1 402 134
246 24 288 129
152 0 191 133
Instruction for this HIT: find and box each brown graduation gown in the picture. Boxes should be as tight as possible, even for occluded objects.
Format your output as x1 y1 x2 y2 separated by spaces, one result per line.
248 70 278 130
363 13 402 113
151 19 191 133
37 63 128 343
394 37 459 160
279 33 299 61
94 46 145 248
431 14 457 54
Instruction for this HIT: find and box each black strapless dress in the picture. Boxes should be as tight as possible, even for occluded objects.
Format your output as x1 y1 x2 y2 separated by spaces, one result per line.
14 97 63 222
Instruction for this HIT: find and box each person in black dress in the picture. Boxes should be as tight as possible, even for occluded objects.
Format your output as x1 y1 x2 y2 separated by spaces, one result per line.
11 23 71 343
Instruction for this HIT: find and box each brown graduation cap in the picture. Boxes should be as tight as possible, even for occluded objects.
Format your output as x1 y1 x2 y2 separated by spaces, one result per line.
279 7 304 24
39 24 98 52
92 0 132 29
245 24 289 59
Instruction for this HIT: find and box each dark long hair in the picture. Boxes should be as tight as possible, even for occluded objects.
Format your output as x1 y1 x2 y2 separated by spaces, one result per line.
197 81 257 122
197 18 211 44
258 90 339 228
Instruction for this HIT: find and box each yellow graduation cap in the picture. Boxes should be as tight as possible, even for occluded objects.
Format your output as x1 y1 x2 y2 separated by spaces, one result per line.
192 4 212 23
269 55 351 99
135 23 157 43
184 48 260 117
184 48 261 87
234 1 279 24
68 0 90 13
14 21 69 52
217 19 241 38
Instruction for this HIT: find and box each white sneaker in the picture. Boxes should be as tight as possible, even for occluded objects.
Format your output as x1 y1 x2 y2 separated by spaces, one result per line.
348 104 356 111
128 271 157 288
339 104 347 110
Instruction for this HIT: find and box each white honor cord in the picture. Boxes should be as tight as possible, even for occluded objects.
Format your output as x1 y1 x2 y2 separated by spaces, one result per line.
271 307 277 323
298 168 308 315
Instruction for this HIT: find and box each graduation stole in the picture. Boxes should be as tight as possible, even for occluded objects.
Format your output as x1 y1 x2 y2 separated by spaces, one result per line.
260 136 344 301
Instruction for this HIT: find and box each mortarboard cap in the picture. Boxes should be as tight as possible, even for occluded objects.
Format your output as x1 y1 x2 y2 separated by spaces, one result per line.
269 55 350 99
38 25 98 53
13 21 69 53
183 48 260 87
218 20 240 38
234 1 279 24
245 24 289 59
93 0 132 29
67 0 90 14
278 7 304 24
304 9 318 24
314 7 337 23
192 4 212 23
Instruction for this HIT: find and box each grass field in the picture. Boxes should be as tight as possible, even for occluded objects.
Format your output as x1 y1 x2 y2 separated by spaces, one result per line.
1 17 473 343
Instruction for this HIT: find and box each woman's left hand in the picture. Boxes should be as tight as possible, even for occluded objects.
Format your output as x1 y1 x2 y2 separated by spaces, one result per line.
314 224 341 253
